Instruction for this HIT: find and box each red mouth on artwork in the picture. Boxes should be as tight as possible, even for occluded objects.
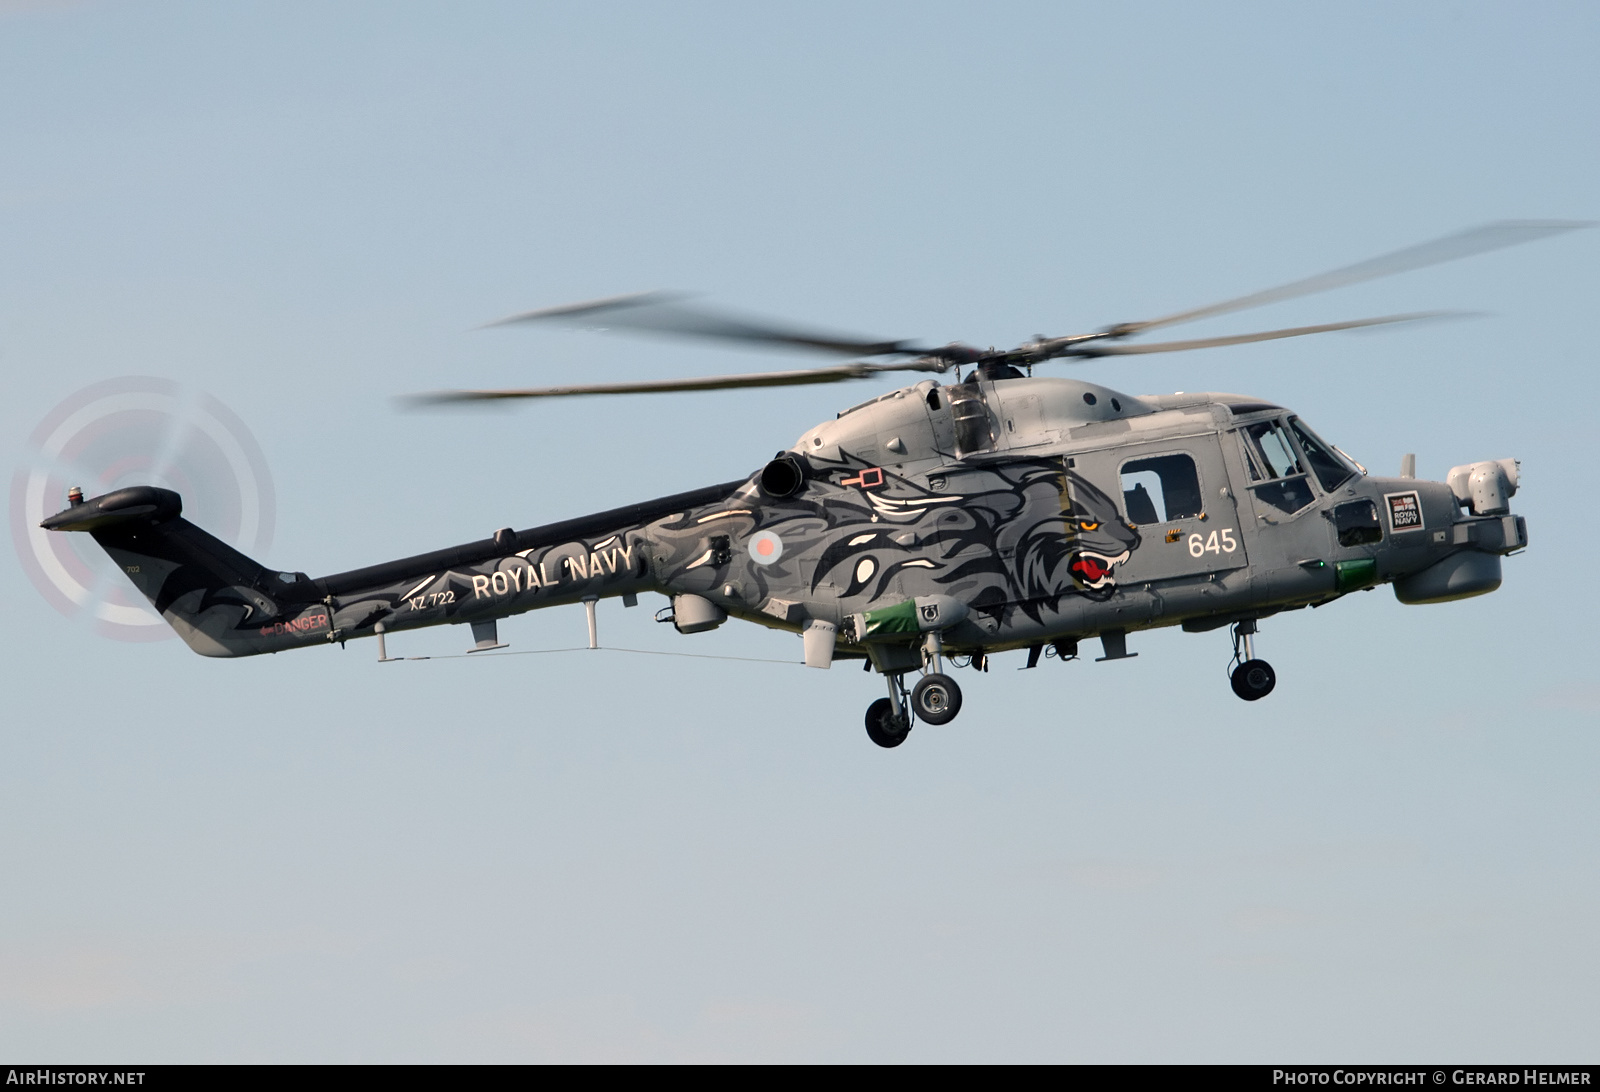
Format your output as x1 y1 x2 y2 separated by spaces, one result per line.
1071 555 1110 582
1069 549 1128 589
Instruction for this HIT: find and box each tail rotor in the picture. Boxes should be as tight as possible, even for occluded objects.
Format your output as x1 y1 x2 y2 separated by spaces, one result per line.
11 377 275 642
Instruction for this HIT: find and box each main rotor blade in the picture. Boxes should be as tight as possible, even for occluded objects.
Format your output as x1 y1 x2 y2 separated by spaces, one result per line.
408 360 945 404
1112 220 1589 337
1073 313 1452 357
486 291 923 358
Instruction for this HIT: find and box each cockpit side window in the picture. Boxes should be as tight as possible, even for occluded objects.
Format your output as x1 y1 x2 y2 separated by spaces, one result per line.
1244 421 1305 480
1288 417 1356 493
1240 420 1315 515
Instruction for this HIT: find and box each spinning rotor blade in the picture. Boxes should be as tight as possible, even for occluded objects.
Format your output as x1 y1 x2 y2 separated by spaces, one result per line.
1074 313 1452 357
1109 220 1590 338
486 291 924 358
444 221 1585 403
409 359 946 404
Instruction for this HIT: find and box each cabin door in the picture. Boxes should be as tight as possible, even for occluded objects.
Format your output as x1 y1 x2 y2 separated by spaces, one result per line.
1085 435 1250 584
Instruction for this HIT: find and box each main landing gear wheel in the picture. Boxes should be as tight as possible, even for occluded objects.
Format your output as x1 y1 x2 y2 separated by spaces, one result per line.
1230 659 1277 701
865 698 911 748
911 673 963 725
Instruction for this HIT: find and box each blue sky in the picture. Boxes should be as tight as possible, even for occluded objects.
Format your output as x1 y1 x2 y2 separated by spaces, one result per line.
2 1 1597 1061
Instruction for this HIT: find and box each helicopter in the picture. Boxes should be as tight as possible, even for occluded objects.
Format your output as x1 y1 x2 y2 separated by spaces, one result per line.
42 221 1585 747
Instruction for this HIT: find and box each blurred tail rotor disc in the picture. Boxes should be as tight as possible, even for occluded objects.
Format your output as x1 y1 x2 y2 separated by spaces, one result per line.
10 376 275 642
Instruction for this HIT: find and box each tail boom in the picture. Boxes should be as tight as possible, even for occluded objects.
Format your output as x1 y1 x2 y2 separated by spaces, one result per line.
44 481 746 657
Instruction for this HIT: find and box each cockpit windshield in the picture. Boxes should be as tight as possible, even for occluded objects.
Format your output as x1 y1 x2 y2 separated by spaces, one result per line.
1287 417 1357 492
1239 417 1347 517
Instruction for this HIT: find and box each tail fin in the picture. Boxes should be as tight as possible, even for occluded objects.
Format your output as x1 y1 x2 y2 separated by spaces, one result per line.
43 486 328 657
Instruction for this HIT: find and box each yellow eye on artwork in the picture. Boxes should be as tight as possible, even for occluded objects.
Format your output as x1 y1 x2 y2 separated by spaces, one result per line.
1078 520 1100 532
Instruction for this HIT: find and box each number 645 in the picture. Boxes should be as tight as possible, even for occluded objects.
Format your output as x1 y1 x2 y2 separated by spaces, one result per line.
1188 529 1237 557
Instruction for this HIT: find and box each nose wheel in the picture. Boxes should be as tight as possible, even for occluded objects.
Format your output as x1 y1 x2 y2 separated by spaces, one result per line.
1230 658 1276 701
1228 619 1276 701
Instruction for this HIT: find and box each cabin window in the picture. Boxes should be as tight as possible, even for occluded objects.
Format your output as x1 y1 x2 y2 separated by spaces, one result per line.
1332 499 1382 546
1241 420 1315 515
1120 453 1203 524
1288 417 1357 492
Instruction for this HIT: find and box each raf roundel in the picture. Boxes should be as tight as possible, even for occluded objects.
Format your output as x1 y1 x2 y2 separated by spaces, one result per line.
748 530 784 565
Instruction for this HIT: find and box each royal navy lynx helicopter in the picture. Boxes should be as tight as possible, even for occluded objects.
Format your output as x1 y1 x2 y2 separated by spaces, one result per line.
43 222 1584 747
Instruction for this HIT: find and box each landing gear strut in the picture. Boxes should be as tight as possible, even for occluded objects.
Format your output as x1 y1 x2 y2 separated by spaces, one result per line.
1229 619 1276 701
865 672 913 748
862 635 966 747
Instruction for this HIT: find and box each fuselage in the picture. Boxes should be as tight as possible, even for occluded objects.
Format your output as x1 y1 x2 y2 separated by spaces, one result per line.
46 374 1525 664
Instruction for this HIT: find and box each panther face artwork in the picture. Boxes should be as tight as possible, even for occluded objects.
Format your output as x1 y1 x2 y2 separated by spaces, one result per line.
1060 472 1142 597
644 455 1145 628
1001 466 1142 612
